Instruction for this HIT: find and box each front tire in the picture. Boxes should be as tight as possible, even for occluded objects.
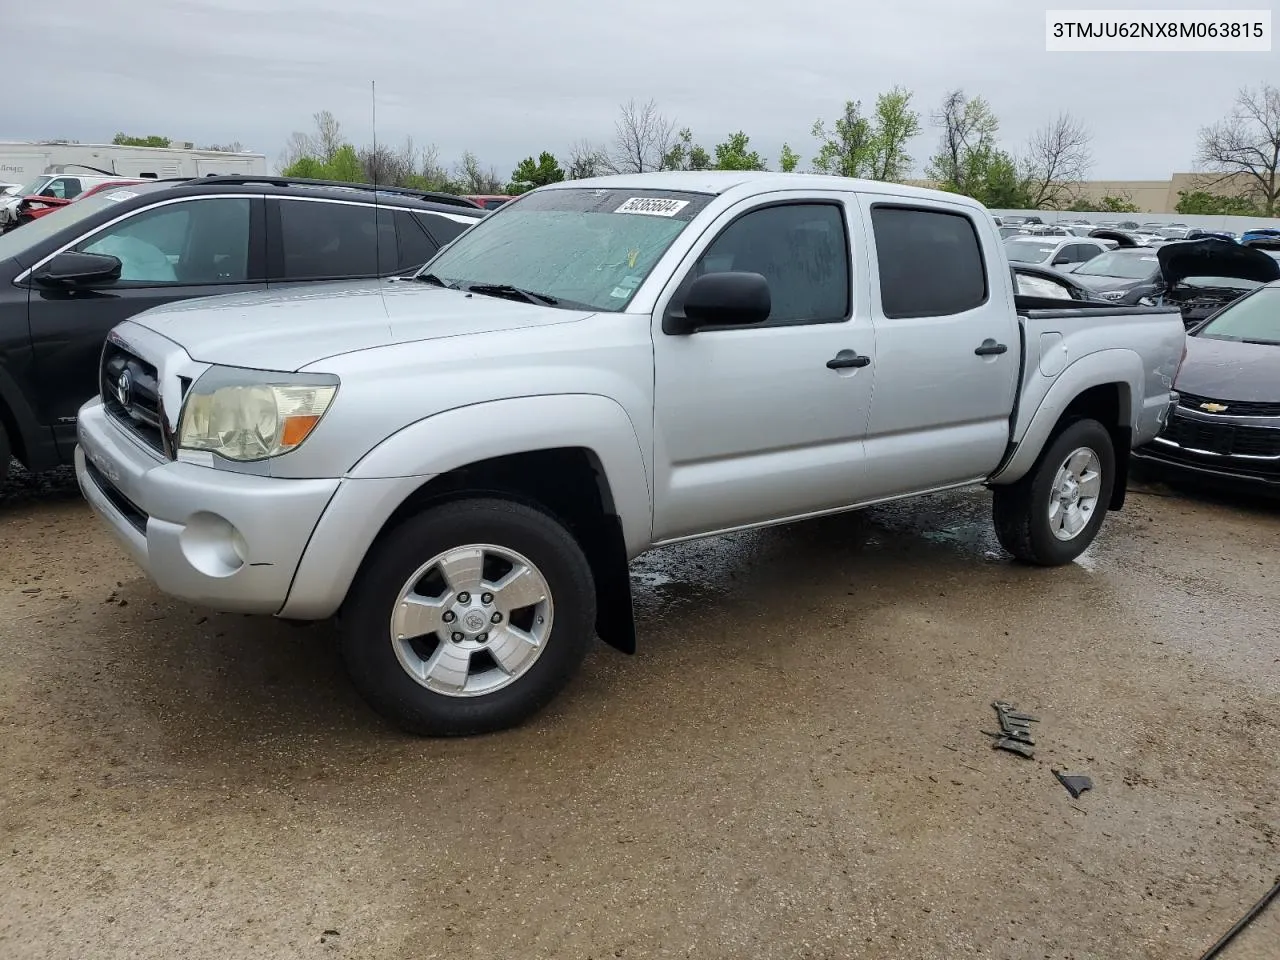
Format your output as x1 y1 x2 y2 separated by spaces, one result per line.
340 498 596 736
993 418 1115 566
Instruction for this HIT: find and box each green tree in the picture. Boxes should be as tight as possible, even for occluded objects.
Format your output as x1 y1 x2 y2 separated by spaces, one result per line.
1096 195 1141 213
112 133 171 148
925 90 1030 208
662 128 711 171
1175 190 1262 216
779 143 801 173
713 132 766 171
509 151 565 194
810 101 875 177
867 87 921 180
811 88 920 181
280 143 364 183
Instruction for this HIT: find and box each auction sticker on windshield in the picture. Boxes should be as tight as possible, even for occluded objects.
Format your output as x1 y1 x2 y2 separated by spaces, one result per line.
104 191 137 202
615 197 690 217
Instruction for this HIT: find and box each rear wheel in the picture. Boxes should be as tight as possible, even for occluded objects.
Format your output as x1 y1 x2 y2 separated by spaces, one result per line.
993 418 1115 566
339 498 596 736
0 421 10 483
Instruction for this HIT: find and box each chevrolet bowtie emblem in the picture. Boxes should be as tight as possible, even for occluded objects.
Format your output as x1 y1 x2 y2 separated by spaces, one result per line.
1199 402 1229 413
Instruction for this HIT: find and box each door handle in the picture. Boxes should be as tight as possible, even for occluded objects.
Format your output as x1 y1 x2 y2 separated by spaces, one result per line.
974 339 1008 356
826 350 871 370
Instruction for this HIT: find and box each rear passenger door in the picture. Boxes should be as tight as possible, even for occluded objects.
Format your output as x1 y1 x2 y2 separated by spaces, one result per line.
856 199 1021 499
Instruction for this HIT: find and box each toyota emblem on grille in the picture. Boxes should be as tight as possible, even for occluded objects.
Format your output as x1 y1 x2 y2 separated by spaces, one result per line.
116 369 132 410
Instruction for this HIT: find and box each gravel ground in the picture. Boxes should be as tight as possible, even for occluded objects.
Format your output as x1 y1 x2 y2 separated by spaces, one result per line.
1 462 1277 960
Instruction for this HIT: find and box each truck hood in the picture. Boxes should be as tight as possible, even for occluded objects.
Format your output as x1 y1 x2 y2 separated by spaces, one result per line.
124 280 595 371
1157 237 1280 286
1174 334 1280 403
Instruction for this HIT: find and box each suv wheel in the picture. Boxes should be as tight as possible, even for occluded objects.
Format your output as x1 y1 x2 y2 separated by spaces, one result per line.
993 418 1116 566
339 498 596 736
0 421 10 483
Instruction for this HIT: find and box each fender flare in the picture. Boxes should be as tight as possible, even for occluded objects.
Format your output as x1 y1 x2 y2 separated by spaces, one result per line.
280 394 652 622
990 349 1140 485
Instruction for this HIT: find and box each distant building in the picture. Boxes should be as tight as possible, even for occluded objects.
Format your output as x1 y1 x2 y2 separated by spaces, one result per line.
905 172 1260 214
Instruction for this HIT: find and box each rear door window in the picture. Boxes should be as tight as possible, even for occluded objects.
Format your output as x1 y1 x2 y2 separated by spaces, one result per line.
277 199 379 280
871 206 987 318
395 211 439 272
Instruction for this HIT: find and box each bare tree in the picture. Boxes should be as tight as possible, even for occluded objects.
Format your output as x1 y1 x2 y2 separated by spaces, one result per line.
360 136 419 186
566 139 606 179
1196 83 1280 216
313 110 344 163
454 151 503 194
202 141 245 153
605 99 676 174
281 130 314 168
418 144 452 191
1020 113 1092 209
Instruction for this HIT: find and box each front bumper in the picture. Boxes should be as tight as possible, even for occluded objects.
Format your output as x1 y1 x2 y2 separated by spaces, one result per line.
75 399 341 614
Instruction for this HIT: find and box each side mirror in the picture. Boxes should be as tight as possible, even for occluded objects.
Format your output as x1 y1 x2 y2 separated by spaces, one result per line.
30 251 122 287
1052 253 1071 265
669 271 771 334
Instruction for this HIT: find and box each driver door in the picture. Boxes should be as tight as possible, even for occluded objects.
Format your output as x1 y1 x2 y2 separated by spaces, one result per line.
650 193 875 542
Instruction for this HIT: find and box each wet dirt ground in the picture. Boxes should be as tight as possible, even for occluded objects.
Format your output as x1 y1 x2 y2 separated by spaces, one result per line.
1 463 1277 960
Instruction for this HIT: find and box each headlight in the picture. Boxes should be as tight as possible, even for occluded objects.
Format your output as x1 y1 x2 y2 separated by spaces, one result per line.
178 366 338 462
1098 290 1127 301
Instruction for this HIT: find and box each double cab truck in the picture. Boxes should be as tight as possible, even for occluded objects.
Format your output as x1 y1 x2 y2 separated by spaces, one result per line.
73 172 1187 736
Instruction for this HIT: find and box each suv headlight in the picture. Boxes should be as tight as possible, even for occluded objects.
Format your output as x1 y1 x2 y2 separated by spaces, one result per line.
178 366 338 461
1098 289 1127 301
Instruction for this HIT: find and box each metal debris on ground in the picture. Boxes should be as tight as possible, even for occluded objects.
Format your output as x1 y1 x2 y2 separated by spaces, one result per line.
985 700 1039 758
1053 770 1094 799
1196 875 1280 960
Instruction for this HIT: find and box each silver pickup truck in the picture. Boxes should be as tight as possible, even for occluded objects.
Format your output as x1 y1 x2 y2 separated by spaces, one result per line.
75 172 1186 735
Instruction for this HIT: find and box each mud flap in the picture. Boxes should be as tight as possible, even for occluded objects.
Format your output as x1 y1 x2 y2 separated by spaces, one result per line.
1110 426 1131 511
578 512 636 654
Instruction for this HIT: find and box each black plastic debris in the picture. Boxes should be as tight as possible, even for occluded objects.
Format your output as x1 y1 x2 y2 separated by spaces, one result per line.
1053 770 1094 799
985 701 1039 758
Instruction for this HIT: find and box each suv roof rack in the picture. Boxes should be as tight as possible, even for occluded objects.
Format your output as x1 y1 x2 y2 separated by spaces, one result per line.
164 175 484 209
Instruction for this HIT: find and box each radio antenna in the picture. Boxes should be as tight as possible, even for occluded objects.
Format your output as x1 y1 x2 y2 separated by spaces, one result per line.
371 79 381 276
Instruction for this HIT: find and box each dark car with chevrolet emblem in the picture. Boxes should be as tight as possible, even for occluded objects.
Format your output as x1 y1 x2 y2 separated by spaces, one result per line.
1133 279 1280 491
0 175 483 482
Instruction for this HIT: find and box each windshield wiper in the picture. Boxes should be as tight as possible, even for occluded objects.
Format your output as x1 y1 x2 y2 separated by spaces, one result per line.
1240 338 1280 346
464 282 559 306
413 272 455 288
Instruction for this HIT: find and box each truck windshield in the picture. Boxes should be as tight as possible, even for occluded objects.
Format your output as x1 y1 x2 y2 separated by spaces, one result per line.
417 187 714 311
1195 287 1279 345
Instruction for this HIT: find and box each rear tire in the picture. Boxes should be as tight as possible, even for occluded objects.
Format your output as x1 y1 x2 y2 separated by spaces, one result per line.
339 498 596 736
993 418 1115 566
0 421 10 483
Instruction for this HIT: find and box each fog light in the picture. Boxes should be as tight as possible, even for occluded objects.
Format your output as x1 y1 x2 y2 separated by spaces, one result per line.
179 512 248 578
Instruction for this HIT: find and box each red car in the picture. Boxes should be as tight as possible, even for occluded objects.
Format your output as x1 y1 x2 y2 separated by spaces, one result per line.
464 194 513 210
4 179 148 230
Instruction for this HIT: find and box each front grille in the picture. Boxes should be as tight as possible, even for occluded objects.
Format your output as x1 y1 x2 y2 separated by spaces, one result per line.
83 460 148 533
1177 392 1280 418
1158 412 1280 460
100 341 168 456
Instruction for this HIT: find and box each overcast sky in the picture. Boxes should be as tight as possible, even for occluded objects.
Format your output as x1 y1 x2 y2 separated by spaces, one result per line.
8 0 1272 180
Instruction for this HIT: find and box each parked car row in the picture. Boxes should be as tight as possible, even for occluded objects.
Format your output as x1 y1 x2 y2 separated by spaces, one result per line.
0 175 485 481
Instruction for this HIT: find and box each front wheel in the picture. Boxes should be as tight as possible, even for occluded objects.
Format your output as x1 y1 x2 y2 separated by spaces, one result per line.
339 498 597 736
993 418 1116 566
